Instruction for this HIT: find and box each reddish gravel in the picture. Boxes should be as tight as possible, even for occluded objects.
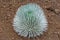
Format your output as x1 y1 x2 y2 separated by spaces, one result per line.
0 0 60 40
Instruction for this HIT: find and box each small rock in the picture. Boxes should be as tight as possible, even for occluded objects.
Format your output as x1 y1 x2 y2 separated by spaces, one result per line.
55 9 60 13
0 27 3 33
54 32 59 34
3 6 6 8
49 37 51 39
54 32 57 34
45 0 51 2
12 37 14 39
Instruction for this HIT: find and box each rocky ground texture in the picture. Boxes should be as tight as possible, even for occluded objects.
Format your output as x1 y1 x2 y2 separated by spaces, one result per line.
0 0 60 40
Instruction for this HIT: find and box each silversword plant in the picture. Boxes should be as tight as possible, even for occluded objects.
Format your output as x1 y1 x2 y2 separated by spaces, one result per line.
13 3 48 38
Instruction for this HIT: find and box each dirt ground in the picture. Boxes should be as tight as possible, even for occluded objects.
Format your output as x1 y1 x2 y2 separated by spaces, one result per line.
0 0 60 40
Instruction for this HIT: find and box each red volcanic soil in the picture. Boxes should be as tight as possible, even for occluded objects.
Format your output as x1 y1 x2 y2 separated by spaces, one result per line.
0 0 60 40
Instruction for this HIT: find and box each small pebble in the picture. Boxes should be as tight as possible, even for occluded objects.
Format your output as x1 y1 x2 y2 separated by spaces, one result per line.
3 6 6 8
0 27 3 33
45 0 51 2
49 37 51 39
55 9 60 13
54 32 59 34
12 37 14 39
